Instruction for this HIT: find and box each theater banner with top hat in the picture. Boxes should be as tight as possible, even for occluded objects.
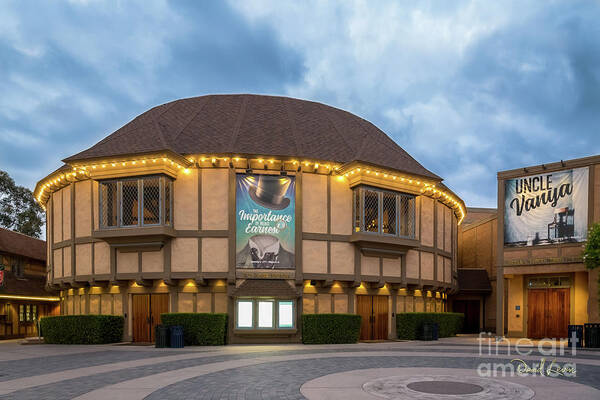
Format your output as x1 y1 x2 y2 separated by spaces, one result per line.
504 167 588 247
236 174 295 269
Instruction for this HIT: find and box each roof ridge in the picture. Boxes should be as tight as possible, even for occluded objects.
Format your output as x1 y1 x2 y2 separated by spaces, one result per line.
172 96 211 143
0 227 45 244
283 97 303 157
323 108 358 155
230 96 249 150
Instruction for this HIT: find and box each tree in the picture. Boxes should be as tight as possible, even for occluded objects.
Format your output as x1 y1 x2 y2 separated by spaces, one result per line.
0 170 45 238
583 223 600 308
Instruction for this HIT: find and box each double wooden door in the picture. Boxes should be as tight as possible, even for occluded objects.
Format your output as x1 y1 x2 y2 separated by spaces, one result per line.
453 300 480 333
527 288 569 339
357 295 388 340
132 294 169 342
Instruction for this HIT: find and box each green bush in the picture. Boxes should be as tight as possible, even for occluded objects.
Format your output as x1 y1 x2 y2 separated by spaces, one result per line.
302 314 361 344
161 313 228 345
396 312 464 340
40 315 124 344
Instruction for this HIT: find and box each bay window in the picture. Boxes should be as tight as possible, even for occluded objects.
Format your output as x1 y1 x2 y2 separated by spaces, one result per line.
353 186 416 238
236 298 295 330
100 175 173 229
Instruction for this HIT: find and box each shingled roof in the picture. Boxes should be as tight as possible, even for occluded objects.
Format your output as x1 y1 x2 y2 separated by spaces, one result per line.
64 94 440 180
0 228 46 262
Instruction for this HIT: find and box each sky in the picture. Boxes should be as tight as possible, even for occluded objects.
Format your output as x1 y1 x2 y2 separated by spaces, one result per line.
1 0 599 208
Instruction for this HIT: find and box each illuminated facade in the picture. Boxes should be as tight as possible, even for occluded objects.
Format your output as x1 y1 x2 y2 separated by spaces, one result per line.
35 94 464 343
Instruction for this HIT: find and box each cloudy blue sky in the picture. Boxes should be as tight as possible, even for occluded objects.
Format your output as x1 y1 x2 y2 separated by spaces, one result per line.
1 0 599 207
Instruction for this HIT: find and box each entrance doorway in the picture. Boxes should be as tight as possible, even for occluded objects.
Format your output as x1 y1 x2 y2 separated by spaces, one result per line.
132 294 169 342
527 288 569 339
357 295 388 340
453 300 480 333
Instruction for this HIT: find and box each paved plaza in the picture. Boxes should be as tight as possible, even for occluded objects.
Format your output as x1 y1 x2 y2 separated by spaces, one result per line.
1 337 599 399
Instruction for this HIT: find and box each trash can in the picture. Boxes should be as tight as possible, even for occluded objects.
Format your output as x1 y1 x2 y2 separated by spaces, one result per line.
568 325 583 348
155 325 170 348
431 322 439 341
584 323 600 348
420 322 435 341
169 325 184 348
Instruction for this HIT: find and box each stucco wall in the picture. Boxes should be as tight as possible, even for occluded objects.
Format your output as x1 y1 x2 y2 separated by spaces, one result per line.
302 173 327 233
202 169 228 230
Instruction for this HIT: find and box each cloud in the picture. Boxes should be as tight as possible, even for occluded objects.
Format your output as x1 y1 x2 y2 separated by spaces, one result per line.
228 0 600 207
0 0 304 191
1 0 599 210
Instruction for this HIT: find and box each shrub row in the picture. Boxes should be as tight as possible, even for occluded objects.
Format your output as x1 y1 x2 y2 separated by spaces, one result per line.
396 312 464 340
302 313 361 344
40 315 124 344
161 313 228 345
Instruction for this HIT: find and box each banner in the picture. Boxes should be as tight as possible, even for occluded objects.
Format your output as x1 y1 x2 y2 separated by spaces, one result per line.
504 167 588 247
236 174 295 269
0 265 4 287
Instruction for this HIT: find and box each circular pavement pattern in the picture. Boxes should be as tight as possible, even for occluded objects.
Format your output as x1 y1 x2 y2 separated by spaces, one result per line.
363 375 534 399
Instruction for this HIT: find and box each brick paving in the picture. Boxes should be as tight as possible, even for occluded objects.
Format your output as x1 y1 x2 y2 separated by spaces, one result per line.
0 338 598 400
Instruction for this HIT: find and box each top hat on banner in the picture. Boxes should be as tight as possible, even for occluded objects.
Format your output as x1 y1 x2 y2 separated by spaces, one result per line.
248 175 291 210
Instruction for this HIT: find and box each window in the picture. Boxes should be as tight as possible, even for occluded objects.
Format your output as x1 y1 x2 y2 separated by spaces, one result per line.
258 301 273 328
237 300 253 328
353 186 416 238
236 299 295 330
100 176 173 229
278 301 293 328
18 304 36 322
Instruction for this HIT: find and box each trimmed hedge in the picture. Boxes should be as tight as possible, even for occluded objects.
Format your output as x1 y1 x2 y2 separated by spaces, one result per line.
40 315 124 344
396 312 464 340
161 313 228 345
302 314 361 344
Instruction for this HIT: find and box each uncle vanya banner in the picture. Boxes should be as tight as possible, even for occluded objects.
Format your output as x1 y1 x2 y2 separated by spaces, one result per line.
504 167 588 247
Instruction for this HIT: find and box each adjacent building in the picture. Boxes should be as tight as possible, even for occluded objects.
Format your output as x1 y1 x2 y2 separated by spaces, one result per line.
497 155 600 338
452 207 497 333
0 227 60 339
34 94 465 343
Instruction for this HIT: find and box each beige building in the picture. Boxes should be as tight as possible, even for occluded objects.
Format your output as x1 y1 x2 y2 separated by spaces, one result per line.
497 155 600 338
35 94 465 343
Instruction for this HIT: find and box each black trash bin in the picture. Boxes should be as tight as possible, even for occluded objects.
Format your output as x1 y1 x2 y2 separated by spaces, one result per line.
420 322 435 341
584 323 600 348
568 325 583 348
170 325 184 348
431 322 439 341
155 325 170 348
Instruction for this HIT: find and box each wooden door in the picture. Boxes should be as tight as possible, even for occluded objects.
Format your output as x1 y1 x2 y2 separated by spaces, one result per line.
373 295 388 340
546 288 569 339
150 294 169 342
357 295 372 341
453 300 480 333
527 289 546 339
527 288 570 339
132 294 151 342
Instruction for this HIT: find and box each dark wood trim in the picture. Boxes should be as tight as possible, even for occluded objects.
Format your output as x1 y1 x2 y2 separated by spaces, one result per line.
497 154 600 179
110 245 117 281
496 176 505 336
93 226 176 239
353 244 361 286
197 166 203 282
228 169 236 283
71 183 75 278
52 237 102 250
433 199 438 282
175 230 229 237
295 170 303 285
137 251 142 273
302 233 350 242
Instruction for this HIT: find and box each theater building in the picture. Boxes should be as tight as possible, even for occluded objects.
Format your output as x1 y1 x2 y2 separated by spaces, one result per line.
497 155 600 338
35 94 465 343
